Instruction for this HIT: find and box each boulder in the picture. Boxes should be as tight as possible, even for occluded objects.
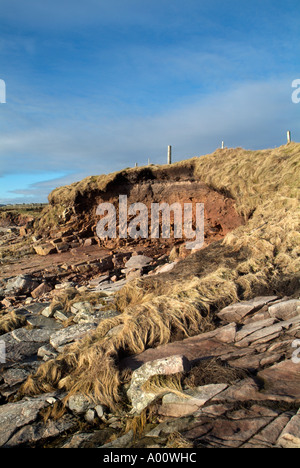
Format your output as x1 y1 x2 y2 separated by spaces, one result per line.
4 275 39 296
33 244 57 256
127 355 191 414
124 255 153 270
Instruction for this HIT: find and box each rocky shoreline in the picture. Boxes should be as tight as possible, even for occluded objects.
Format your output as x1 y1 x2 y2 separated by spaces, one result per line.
0 235 299 447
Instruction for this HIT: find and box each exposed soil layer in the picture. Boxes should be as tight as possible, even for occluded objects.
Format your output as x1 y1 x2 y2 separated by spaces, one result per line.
46 178 245 251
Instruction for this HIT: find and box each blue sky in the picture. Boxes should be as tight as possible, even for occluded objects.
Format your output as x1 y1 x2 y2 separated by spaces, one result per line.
0 0 299 203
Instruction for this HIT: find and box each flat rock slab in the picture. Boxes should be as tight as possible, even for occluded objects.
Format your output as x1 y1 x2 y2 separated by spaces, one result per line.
217 296 278 323
120 336 236 371
184 405 277 448
50 322 98 350
257 360 300 400
158 384 228 417
0 395 53 447
12 328 53 343
26 315 62 330
4 414 77 448
277 409 300 448
268 299 300 321
125 255 153 269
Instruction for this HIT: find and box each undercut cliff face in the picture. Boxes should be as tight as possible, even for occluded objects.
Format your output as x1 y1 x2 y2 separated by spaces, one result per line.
34 157 245 251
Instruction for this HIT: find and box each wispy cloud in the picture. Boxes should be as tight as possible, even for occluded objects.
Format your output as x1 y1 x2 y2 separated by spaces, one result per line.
0 0 299 202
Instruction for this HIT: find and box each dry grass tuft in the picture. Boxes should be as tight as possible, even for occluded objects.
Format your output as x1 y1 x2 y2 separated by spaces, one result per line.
183 358 247 389
141 373 184 396
0 311 27 335
166 432 194 449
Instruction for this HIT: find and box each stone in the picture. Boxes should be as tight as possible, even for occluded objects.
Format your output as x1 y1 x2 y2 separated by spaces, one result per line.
243 412 293 448
55 242 70 253
53 310 73 322
12 327 53 343
41 306 55 318
19 227 28 237
235 318 276 342
33 244 57 256
99 430 134 449
95 405 105 419
85 409 96 423
25 302 50 314
0 395 53 447
37 344 58 361
4 415 76 448
126 268 142 280
4 275 39 296
4 341 41 364
188 406 276 448
158 384 228 417
26 315 62 330
145 416 194 438
120 336 236 371
31 282 52 298
154 262 176 275
277 410 300 448
83 238 96 247
257 360 300 399
50 322 97 350
67 394 94 415
217 296 278 323
71 302 93 315
127 355 191 414
1 298 12 308
1 368 30 387
268 299 300 321
54 282 75 290
214 323 237 343
88 275 110 287
124 255 153 270
234 322 283 348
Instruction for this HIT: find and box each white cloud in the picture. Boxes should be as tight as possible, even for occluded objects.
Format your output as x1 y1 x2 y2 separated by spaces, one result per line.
0 77 298 180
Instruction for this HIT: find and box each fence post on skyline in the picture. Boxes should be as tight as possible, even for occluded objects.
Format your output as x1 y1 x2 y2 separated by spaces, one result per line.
168 145 172 164
287 131 291 144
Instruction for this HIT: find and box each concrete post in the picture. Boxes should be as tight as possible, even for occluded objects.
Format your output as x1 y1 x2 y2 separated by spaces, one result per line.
168 145 172 164
221 141 224 149
287 131 291 144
